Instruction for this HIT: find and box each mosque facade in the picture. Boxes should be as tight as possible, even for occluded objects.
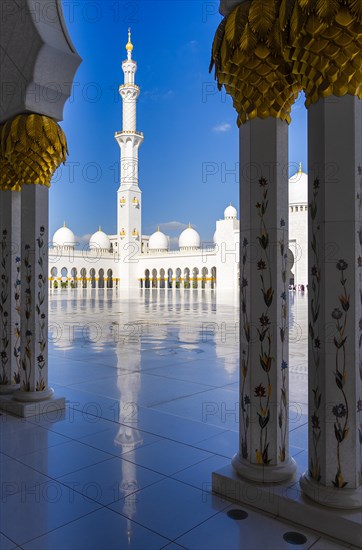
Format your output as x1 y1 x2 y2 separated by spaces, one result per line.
49 31 307 291
1 1 361 539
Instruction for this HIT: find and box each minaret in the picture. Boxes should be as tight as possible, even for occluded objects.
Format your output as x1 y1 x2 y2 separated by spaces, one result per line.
115 29 143 275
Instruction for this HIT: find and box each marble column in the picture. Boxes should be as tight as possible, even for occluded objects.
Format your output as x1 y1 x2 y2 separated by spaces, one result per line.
300 95 362 509
0 191 21 393
4 184 64 415
232 116 296 482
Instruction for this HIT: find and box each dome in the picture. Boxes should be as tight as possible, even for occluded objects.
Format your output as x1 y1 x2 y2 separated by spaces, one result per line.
213 230 219 244
289 164 308 205
224 203 237 219
52 223 76 248
179 224 201 250
89 228 111 251
149 228 168 251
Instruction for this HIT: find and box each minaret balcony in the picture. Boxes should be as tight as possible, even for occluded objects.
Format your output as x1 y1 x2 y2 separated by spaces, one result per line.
119 84 140 101
119 84 139 92
115 130 143 138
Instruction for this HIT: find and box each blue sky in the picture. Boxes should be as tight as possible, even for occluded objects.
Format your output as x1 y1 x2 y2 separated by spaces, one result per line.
51 0 307 243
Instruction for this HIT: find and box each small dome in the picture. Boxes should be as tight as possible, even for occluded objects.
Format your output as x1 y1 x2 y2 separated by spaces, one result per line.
224 203 237 219
52 223 76 248
179 224 201 250
213 230 218 244
89 228 111 251
149 228 168 251
289 164 308 205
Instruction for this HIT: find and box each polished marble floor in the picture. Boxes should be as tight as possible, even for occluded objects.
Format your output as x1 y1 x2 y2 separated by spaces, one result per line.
0 289 354 549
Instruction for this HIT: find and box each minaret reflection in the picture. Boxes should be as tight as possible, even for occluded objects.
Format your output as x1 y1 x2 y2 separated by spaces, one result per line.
113 300 143 545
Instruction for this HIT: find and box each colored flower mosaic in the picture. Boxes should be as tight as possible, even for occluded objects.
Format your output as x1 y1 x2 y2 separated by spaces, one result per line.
331 259 350 489
309 178 322 483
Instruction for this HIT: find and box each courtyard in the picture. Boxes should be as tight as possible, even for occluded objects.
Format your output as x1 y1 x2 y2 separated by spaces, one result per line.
1 289 352 549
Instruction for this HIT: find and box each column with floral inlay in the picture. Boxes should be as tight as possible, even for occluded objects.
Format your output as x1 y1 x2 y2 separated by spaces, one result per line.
278 0 362 509
209 0 301 482
300 96 362 509
0 190 21 393
0 114 68 416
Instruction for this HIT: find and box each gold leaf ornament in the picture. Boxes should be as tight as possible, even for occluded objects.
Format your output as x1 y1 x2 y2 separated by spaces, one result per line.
0 114 68 191
209 0 300 126
280 0 362 106
248 0 276 36
211 0 362 122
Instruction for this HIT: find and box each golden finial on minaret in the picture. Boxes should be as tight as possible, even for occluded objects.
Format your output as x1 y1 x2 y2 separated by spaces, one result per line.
299 162 302 173
126 27 133 54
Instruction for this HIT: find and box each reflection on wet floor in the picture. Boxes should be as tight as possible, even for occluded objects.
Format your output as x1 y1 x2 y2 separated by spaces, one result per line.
0 289 328 550
48 288 308 445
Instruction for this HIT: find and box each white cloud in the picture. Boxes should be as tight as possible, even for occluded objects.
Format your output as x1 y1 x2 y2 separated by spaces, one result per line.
159 221 188 232
212 123 231 133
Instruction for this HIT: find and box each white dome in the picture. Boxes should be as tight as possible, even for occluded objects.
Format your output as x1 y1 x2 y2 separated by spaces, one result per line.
224 203 237 219
289 165 308 205
179 225 201 249
89 228 111 251
149 228 169 251
213 230 219 244
52 224 76 248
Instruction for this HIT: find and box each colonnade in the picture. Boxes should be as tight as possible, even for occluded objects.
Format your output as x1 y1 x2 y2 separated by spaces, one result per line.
49 267 116 289
140 267 217 289
211 0 362 521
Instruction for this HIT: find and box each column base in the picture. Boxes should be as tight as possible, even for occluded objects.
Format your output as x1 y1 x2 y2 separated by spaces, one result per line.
0 388 65 418
300 472 362 510
213 464 362 547
232 453 297 483
13 387 54 402
0 384 20 395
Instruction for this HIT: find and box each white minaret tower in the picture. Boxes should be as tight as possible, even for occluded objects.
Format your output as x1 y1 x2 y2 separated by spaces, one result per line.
115 29 143 285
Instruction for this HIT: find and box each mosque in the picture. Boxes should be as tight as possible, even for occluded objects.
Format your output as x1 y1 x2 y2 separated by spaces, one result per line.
49 31 308 291
1 1 361 544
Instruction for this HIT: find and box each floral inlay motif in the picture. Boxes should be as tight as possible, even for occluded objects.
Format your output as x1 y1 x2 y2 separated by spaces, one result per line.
331 259 350 488
279 217 288 462
255 177 273 465
13 257 21 382
308 178 322 482
240 237 250 459
22 226 47 392
22 243 33 391
0 229 9 385
36 226 47 391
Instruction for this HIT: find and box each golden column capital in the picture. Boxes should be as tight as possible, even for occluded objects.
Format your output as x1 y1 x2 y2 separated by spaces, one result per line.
210 0 301 126
279 0 362 107
0 114 68 192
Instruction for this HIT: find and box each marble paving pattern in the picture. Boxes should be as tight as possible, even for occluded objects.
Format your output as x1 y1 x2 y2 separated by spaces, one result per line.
0 289 352 549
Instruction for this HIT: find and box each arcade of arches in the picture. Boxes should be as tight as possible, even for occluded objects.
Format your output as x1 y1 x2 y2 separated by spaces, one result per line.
0 0 361 547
